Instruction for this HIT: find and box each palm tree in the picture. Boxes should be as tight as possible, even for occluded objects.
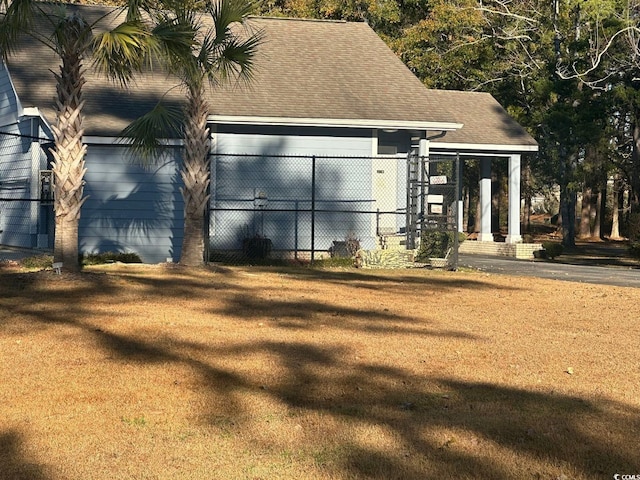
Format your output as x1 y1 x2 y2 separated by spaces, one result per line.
0 0 193 272
124 0 262 266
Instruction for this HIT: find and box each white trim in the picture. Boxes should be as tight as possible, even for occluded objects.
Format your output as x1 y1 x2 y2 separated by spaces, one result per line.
21 107 40 116
29 125 41 235
3 60 23 120
428 150 520 158
209 114 463 132
84 136 184 146
479 157 493 242
431 141 538 152
209 124 218 152
371 129 377 156
18 107 53 140
506 153 522 243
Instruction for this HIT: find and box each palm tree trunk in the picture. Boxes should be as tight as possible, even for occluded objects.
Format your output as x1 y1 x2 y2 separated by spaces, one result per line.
180 83 211 266
51 45 87 272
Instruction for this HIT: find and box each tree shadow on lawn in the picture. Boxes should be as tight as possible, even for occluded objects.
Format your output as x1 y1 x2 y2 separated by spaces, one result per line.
117 266 516 295
0 430 50 480
2 269 636 478
0 266 504 340
85 331 640 479
17 287 632 480
6 334 640 479
249 265 521 293
238 340 640 479
0 264 517 317
207 291 484 339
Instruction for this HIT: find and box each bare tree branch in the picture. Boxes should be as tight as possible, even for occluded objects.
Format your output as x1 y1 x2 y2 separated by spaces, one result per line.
474 6 538 25
558 26 640 76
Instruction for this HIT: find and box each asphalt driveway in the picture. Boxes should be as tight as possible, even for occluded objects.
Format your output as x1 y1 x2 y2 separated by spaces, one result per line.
458 254 640 288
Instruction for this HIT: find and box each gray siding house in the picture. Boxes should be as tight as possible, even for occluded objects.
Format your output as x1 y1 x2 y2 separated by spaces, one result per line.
0 60 52 250
0 5 537 263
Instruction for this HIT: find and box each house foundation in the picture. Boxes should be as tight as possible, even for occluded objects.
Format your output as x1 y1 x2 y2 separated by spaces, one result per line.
459 241 543 259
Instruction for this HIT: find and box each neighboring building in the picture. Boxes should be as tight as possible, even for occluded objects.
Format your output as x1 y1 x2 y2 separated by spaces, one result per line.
0 5 537 263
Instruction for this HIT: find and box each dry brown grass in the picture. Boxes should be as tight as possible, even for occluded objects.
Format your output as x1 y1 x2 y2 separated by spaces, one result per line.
1 263 639 479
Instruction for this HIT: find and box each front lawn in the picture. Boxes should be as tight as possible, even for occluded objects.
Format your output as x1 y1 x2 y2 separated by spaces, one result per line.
1 264 638 479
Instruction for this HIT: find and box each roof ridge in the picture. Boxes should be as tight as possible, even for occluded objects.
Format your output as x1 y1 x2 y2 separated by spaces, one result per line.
430 89 490 95
248 15 348 24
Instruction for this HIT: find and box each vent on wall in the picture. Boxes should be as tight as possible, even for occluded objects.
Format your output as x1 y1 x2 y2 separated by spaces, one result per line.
378 145 397 155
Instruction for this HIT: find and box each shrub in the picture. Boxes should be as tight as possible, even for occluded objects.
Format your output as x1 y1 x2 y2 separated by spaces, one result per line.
417 231 464 262
417 231 448 261
82 252 142 265
242 237 272 259
541 241 563 260
329 232 361 258
345 231 361 257
20 254 53 270
629 242 640 260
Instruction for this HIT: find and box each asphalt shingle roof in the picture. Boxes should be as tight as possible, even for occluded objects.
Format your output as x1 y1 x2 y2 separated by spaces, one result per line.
208 17 458 125
424 89 537 148
5 5 537 149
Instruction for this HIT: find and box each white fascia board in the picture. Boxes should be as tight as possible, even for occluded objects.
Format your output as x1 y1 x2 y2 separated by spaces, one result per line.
209 115 463 132
5 60 23 118
21 107 51 132
84 136 183 146
19 107 53 139
21 107 40 116
431 141 539 153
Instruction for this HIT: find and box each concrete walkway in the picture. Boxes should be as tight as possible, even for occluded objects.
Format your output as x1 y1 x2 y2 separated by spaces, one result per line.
458 254 640 289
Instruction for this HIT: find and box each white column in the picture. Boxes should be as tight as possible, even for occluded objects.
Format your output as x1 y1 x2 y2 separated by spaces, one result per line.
506 153 522 243
478 157 493 242
419 137 429 230
419 138 429 158
457 157 464 233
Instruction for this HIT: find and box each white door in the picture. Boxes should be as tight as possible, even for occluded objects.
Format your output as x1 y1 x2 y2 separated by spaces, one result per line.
372 157 398 235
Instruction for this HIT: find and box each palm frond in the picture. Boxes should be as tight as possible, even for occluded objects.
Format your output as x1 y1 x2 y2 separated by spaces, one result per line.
119 101 184 163
150 13 197 68
0 0 37 58
124 0 146 23
196 31 217 71
92 20 153 85
208 0 256 44
208 28 262 85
